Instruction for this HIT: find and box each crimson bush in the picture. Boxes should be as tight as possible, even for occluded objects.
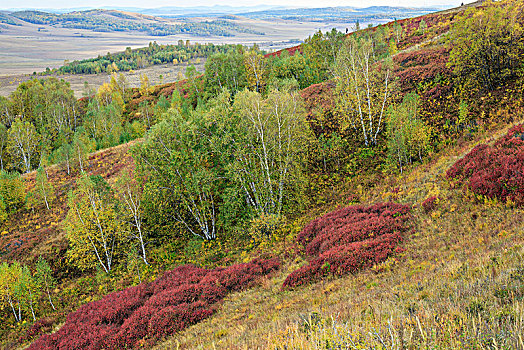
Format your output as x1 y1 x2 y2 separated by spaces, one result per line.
283 203 411 289
447 124 524 206
422 196 439 212
29 258 279 349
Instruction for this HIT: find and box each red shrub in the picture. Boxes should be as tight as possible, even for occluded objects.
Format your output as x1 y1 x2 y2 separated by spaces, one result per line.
422 196 439 212
29 258 279 349
20 317 57 343
283 203 411 289
447 124 524 206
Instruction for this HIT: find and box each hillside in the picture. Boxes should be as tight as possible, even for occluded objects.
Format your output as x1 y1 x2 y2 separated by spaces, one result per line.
2 9 263 37
0 0 523 349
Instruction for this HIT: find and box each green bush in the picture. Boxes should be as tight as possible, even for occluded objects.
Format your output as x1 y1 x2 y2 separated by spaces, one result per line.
0 171 26 214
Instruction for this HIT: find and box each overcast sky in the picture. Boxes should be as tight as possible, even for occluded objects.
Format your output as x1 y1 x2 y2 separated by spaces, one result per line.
2 0 473 10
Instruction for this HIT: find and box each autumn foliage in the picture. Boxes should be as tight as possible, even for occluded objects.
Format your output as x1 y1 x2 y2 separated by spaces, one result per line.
447 124 524 206
29 258 279 349
282 203 411 289
422 196 439 212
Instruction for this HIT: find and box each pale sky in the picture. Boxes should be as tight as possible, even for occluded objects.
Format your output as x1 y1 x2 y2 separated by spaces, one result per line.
1 0 472 10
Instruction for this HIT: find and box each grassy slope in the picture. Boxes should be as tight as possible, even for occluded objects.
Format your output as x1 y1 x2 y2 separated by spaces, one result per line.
151 117 523 349
153 4 524 347
0 141 135 267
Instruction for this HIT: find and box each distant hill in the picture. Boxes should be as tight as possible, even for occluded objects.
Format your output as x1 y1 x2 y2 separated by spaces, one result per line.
237 5 440 21
1 5 288 17
2 9 265 36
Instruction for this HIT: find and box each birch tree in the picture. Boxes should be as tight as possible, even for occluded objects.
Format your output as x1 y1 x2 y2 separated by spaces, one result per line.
334 34 393 147
0 262 23 322
244 48 268 93
71 129 95 173
115 171 149 265
205 50 247 96
386 93 431 172
65 175 124 273
7 118 40 173
35 256 56 311
0 122 7 171
134 110 220 241
231 89 308 218
31 167 55 210
19 265 38 321
52 140 73 175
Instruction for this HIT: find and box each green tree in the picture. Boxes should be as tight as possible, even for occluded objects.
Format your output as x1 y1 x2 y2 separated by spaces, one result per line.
230 89 309 218
392 20 404 44
0 198 6 223
51 138 73 175
302 28 344 83
0 171 26 214
134 107 222 240
387 93 431 172
42 78 79 137
31 167 55 210
449 0 524 92
71 128 95 173
84 97 123 149
204 50 246 96
0 262 23 322
0 122 7 171
185 65 202 104
35 256 56 310
419 19 427 33
115 170 149 265
244 48 268 93
19 265 38 321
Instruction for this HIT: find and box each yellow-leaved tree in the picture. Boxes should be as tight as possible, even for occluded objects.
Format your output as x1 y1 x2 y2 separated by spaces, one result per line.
244 47 268 93
64 174 124 273
27 167 55 211
0 261 23 322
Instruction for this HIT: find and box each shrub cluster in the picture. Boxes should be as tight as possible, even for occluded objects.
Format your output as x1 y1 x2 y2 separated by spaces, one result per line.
20 317 58 343
282 203 411 289
447 124 524 206
29 258 279 349
422 196 439 212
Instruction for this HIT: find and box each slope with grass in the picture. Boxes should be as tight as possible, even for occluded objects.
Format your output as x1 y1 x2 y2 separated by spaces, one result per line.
157 119 524 350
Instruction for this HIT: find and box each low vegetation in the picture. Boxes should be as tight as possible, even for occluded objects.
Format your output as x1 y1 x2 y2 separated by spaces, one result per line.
28 258 279 349
447 123 524 206
283 203 412 289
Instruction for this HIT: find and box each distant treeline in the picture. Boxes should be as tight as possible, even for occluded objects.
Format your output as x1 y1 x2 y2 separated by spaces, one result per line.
8 10 264 37
47 41 241 75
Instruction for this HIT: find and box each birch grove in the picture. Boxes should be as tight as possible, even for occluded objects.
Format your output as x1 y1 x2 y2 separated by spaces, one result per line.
6 119 40 173
334 34 393 146
232 89 308 218
134 110 219 241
